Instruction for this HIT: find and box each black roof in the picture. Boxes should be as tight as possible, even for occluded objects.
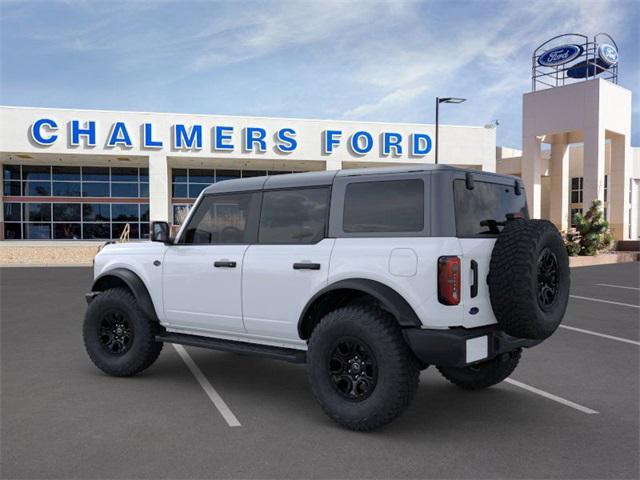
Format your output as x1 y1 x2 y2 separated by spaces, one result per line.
202 165 516 195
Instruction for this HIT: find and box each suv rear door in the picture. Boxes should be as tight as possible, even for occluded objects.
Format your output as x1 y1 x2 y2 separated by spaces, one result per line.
242 186 334 344
453 175 528 328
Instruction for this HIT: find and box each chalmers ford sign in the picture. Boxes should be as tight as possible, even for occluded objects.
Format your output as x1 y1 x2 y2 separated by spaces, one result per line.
29 118 434 157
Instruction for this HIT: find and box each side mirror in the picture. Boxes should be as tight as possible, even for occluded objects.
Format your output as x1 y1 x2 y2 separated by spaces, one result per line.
151 221 171 243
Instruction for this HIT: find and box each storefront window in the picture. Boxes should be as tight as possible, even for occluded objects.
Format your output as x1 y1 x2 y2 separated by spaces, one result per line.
2 164 149 240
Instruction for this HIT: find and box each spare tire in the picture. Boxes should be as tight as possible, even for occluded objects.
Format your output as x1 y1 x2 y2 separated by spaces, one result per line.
488 219 570 340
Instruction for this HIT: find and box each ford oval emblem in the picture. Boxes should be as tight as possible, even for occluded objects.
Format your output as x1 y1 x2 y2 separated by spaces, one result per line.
598 43 618 66
538 44 583 67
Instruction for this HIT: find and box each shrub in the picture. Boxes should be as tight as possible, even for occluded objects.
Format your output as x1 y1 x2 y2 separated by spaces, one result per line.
564 199 613 256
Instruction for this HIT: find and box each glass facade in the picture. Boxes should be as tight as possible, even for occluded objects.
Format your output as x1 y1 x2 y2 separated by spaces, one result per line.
3 164 149 240
171 168 295 225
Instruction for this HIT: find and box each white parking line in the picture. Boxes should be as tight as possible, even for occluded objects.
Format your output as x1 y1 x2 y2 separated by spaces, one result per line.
173 344 241 427
560 324 640 346
505 378 599 415
570 295 640 309
596 283 640 291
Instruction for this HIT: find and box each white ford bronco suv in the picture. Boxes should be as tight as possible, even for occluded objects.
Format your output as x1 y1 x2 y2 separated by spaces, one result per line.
84 166 570 430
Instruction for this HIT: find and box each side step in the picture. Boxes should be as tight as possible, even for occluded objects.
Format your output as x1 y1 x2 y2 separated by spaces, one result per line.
156 332 307 364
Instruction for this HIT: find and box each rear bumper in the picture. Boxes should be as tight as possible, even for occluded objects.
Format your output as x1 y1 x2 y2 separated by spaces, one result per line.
402 325 542 368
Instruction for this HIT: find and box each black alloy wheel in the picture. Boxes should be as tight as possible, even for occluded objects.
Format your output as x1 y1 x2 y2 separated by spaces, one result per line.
537 247 559 310
99 310 134 355
328 337 378 401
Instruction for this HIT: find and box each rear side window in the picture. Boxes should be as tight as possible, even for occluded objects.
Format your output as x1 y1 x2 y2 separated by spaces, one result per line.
181 192 259 244
259 188 329 244
343 179 424 233
454 180 528 236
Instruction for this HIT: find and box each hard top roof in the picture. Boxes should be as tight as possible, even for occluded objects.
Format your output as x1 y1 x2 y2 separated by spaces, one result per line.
202 165 517 195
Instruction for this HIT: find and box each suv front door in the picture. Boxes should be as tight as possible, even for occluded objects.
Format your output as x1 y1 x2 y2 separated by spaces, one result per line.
162 192 260 335
242 187 333 344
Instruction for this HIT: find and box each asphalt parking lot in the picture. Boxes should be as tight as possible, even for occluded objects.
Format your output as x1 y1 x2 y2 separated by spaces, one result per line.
1 263 638 479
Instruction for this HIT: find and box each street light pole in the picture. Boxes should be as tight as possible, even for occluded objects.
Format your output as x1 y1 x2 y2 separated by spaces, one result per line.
434 96 467 165
435 97 440 165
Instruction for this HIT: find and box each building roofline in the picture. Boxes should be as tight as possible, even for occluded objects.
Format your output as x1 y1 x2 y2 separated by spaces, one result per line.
0 105 489 130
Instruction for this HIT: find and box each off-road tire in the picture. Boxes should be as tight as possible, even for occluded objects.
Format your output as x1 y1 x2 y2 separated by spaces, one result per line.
488 219 570 340
83 288 163 376
437 349 521 390
307 305 420 431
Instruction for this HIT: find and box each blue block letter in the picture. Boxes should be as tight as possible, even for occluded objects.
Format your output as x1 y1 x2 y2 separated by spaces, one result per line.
275 128 297 153
383 132 403 155
107 122 133 148
350 131 373 155
214 126 234 151
412 133 432 156
71 120 96 146
174 124 203 149
323 130 342 154
30 118 58 145
143 123 163 148
244 127 267 152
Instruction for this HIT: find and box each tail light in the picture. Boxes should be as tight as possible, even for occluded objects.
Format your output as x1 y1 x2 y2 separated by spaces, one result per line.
438 256 461 305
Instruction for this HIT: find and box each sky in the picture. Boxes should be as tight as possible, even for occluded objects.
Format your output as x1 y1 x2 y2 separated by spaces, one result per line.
1 0 638 149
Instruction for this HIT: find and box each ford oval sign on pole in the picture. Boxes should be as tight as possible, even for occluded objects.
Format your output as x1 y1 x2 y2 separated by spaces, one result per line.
598 44 618 66
537 44 583 67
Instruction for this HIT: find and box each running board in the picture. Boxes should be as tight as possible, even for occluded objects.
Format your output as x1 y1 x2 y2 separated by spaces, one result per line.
156 332 307 364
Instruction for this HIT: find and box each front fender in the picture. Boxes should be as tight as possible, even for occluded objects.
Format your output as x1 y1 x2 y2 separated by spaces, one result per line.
91 268 158 320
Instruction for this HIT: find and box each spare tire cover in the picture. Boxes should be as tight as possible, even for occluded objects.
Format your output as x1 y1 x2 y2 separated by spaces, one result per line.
488 219 570 340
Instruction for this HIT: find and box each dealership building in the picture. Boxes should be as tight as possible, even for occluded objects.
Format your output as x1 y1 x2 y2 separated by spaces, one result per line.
0 106 495 241
0 33 638 247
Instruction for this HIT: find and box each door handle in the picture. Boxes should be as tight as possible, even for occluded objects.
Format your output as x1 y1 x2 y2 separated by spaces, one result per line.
470 260 478 298
214 260 236 268
293 262 321 270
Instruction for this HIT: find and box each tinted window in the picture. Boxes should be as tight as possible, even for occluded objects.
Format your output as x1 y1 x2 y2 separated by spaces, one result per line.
25 181 50 196
3 181 21 196
343 180 424 233
259 188 329 244
52 182 81 197
82 182 109 197
3 165 21 181
52 166 80 181
4 203 21 221
454 180 528 236
111 183 139 197
23 166 50 181
53 203 81 221
181 193 258 245
83 203 111 221
112 204 139 221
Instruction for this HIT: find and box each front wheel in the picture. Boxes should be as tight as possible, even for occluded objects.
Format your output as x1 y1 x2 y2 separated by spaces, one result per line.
437 349 521 390
307 305 419 431
83 288 163 377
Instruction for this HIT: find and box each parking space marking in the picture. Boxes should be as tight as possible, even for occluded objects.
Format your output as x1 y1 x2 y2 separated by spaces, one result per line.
570 295 640 309
560 325 640 346
505 378 599 415
596 283 640 291
173 344 241 427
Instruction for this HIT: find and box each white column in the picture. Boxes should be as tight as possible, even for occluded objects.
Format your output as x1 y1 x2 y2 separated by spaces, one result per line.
609 134 630 240
522 135 543 218
148 153 170 223
325 158 342 171
549 135 570 231
582 126 605 212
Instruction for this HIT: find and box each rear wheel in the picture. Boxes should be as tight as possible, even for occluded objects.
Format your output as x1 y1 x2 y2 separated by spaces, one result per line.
83 288 163 377
307 305 419 431
437 349 521 390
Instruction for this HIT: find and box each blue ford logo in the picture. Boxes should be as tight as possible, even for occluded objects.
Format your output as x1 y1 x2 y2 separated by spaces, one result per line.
538 44 583 67
598 44 618 66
